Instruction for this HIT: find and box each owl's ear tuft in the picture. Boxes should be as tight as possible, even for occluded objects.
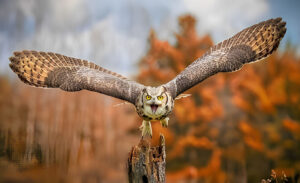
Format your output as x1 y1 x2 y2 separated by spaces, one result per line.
142 88 147 92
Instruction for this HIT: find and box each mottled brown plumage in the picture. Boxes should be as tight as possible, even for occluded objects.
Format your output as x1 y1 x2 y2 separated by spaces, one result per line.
164 17 286 98
9 18 286 137
9 50 143 103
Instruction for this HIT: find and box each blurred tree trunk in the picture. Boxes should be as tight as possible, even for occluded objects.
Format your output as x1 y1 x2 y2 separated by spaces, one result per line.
128 135 166 183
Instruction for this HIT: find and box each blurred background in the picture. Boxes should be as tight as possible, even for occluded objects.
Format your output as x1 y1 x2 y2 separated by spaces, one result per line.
0 0 300 182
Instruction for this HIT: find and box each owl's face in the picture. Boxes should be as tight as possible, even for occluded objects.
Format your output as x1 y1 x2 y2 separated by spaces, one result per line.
136 86 174 120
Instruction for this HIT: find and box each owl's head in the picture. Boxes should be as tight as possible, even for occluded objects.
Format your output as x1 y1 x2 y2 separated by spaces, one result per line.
136 86 173 120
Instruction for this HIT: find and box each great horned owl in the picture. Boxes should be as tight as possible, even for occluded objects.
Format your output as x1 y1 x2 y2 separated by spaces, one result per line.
9 18 286 137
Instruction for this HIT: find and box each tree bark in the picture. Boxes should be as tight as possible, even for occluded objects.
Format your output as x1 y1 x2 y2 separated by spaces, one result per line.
127 135 166 183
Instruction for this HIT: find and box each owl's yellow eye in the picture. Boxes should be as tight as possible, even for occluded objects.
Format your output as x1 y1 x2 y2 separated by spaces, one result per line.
146 95 152 100
157 95 164 101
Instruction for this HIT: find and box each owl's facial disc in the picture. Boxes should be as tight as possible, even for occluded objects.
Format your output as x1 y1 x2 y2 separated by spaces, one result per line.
139 86 173 119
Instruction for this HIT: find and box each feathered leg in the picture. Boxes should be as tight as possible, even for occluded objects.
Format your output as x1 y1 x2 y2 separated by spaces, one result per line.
160 117 169 128
140 120 152 137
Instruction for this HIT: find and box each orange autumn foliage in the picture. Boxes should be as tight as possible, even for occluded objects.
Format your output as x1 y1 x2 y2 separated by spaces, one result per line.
168 136 215 159
283 118 300 139
167 149 225 183
238 120 264 152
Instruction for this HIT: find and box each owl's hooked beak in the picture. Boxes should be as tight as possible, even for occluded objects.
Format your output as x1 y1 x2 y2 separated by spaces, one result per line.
150 104 158 113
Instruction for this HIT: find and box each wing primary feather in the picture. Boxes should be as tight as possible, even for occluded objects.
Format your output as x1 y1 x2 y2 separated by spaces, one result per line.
9 50 144 104
164 17 286 98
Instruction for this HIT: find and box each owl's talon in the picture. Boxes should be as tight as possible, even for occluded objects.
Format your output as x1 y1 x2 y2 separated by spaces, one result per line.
140 120 152 137
160 117 169 128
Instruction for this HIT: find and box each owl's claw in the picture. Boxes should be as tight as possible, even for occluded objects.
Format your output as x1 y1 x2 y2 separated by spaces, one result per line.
160 117 169 128
140 120 152 138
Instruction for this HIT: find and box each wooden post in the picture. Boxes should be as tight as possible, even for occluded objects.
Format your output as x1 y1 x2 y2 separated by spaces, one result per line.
127 134 166 183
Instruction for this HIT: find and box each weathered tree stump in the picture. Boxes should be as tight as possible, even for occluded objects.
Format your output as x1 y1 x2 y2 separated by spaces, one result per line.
127 135 166 183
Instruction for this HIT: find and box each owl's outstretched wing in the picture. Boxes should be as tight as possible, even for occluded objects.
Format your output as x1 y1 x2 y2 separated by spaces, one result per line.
164 18 286 98
9 51 144 104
